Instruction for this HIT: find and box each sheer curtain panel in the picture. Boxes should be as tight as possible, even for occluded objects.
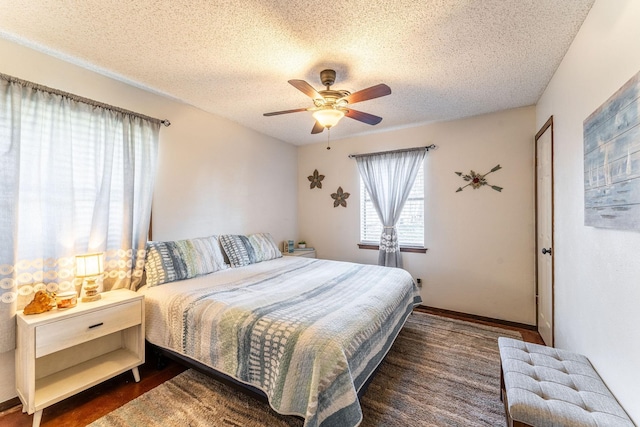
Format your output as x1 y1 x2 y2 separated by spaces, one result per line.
0 74 159 352
355 148 426 268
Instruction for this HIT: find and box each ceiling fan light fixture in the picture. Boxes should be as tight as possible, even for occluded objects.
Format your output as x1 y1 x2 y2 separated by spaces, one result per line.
263 69 391 134
312 108 345 128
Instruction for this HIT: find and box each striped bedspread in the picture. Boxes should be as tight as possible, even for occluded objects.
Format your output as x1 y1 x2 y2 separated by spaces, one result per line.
140 256 421 427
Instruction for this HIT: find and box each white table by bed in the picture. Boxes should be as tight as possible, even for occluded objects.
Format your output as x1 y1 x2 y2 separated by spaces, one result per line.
16 289 144 427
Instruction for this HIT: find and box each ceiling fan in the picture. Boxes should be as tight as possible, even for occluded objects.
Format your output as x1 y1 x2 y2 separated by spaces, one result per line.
263 69 391 134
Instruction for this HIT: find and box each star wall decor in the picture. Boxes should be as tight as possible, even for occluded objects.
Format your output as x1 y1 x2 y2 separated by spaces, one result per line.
308 169 325 189
331 186 350 207
455 164 503 193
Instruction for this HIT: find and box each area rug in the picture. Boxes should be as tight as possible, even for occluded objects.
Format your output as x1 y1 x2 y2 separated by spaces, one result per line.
89 312 521 427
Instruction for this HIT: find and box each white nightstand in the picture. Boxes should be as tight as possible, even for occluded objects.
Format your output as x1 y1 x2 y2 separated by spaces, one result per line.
283 249 316 258
16 289 144 427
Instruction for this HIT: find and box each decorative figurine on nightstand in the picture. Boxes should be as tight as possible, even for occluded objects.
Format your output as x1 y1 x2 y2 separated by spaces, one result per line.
23 290 55 315
75 252 104 302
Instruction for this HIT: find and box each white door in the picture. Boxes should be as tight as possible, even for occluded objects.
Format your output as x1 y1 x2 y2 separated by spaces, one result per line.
536 117 554 346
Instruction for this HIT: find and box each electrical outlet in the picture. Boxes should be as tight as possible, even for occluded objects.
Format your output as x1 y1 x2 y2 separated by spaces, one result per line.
416 278 422 286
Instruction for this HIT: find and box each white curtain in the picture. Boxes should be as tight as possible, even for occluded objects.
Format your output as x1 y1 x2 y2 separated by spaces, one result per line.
0 74 159 353
356 148 426 268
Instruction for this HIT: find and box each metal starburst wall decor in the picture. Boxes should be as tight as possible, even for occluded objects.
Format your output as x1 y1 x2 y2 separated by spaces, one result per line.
455 164 503 193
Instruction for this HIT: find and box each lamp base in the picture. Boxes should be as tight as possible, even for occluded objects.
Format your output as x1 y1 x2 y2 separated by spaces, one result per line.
81 282 101 303
81 294 102 303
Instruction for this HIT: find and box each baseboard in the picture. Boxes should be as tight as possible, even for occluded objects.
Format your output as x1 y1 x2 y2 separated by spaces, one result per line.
0 397 20 413
415 305 537 331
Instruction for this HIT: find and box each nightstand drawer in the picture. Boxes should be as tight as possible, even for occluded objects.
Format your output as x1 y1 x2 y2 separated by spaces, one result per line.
36 300 141 358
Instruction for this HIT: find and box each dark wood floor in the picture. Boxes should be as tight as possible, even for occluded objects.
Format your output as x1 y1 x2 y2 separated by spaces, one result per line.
415 305 546 345
0 310 544 427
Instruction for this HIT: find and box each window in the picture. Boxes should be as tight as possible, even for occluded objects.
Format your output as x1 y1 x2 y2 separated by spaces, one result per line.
0 74 159 329
360 163 424 247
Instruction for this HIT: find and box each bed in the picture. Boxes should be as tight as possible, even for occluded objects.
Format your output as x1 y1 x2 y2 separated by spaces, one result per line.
139 250 420 427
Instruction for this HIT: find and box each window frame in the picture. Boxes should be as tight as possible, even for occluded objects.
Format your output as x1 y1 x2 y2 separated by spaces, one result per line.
358 162 427 253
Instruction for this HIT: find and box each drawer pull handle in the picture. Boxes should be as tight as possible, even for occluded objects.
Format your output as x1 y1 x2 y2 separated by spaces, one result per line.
88 322 104 329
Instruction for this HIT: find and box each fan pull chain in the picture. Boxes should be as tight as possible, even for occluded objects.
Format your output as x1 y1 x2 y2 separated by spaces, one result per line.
326 128 331 150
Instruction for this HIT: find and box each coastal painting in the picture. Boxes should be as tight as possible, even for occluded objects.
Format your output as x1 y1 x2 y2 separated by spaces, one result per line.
584 70 640 230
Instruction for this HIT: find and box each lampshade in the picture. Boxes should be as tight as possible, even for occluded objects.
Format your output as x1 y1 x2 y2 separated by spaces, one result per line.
312 108 345 128
75 253 104 277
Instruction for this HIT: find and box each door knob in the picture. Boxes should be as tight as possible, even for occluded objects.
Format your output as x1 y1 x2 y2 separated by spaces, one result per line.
541 248 552 255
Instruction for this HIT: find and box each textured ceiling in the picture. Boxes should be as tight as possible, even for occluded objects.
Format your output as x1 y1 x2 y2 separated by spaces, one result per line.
0 0 594 145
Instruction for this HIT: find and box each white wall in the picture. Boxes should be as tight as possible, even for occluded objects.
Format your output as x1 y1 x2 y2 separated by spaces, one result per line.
0 38 297 404
298 106 536 325
151 98 297 241
536 0 640 421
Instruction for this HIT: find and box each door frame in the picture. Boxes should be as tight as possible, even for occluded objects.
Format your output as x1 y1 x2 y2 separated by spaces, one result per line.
535 116 555 346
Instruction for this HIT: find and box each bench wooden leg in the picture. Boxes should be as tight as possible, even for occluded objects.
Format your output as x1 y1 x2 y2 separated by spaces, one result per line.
500 366 505 401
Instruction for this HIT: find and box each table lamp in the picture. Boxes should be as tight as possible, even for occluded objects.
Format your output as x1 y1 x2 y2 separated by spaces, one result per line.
75 252 104 302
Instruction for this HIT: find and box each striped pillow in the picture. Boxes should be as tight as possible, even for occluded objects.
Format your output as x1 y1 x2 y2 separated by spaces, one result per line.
219 235 257 268
144 241 189 287
248 233 282 262
178 236 228 277
145 235 228 287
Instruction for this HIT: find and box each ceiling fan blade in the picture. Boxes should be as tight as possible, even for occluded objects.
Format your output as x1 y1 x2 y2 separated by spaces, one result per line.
345 109 383 125
343 84 391 104
289 79 323 100
311 121 324 134
263 107 309 116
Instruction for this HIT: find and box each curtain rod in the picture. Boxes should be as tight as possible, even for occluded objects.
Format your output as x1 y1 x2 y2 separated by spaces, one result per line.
348 144 436 159
0 72 171 127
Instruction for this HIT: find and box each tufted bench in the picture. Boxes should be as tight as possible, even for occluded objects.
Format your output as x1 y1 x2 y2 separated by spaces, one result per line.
498 337 634 427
